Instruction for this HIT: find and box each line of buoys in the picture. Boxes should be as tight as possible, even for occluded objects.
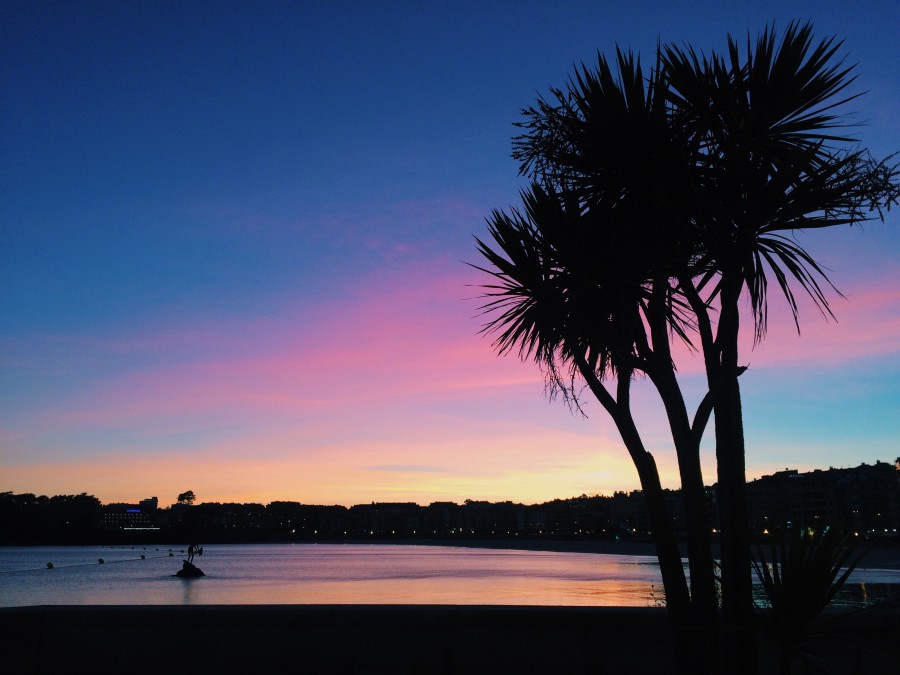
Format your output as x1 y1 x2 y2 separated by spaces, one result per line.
4 553 172 575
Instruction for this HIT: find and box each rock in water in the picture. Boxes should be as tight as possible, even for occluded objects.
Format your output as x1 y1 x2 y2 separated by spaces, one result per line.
175 560 205 578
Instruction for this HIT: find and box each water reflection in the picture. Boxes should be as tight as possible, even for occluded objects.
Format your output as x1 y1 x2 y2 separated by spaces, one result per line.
181 578 196 604
1 544 896 608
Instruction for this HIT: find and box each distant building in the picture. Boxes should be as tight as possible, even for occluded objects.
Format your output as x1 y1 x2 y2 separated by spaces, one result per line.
82 459 900 540
746 461 900 535
139 496 158 512
349 502 423 535
102 496 158 529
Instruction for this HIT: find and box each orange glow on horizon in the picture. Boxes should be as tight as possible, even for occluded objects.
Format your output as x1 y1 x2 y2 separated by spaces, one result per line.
4 268 896 508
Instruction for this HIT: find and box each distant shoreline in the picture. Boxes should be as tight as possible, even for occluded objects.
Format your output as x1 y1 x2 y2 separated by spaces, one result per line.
287 537 900 570
346 537 663 557
7 537 899 569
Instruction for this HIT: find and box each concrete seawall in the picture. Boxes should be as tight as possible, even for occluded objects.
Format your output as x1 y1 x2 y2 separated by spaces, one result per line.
3 604 898 674
4 605 673 674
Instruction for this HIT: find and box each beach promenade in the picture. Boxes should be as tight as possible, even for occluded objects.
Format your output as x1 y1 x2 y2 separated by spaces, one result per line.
4 604 899 674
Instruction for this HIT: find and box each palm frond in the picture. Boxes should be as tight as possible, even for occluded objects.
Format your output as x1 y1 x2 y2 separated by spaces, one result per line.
663 21 898 342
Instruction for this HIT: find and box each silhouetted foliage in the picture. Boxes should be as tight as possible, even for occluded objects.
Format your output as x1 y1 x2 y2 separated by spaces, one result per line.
752 525 868 674
0 491 102 543
476 21 898 675
177 490 196 505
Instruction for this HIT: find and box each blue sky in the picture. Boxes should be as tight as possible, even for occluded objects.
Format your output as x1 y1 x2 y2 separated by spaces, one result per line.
2 1 898 505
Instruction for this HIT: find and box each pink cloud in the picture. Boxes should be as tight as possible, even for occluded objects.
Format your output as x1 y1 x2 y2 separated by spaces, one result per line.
657 275 900 376
2 419 651 506
11 252 889 505
4 256 690 503
738 281 900 370
10 261 554 447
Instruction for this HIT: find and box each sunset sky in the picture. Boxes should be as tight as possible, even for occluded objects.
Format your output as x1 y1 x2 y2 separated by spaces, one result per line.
2 1 898 507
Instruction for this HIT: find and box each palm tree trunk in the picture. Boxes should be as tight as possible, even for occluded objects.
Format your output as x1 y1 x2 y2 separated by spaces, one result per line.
715 281 758 675
623 425 711 675
649 371 719 651
578 362 709 675
677 447 718 623
645 288 718 632
649 371 718 610
616 414 691 615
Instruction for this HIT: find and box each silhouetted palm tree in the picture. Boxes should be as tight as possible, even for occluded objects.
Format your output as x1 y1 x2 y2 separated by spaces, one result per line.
477 22 897 675
476 51 720 674
662 22 899 673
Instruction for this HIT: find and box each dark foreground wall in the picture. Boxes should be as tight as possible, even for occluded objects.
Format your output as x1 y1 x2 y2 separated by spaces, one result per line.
4 605 670 674
2 605 899 675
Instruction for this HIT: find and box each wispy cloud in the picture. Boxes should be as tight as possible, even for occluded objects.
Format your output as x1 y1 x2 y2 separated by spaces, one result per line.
367 465 452 474
4 255 896 504
742 283 900 369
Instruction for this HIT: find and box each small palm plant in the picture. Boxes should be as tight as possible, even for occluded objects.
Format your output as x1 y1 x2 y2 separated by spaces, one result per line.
752 524 866 674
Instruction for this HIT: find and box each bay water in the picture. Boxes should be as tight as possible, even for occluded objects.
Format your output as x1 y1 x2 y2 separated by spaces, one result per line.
1 543 896 607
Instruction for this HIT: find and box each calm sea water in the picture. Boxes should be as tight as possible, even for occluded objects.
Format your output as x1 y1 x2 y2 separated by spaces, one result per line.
1 543 897 608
